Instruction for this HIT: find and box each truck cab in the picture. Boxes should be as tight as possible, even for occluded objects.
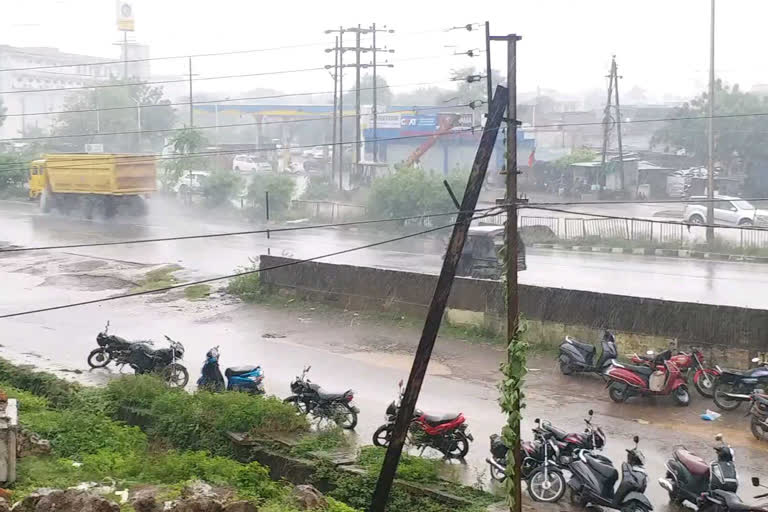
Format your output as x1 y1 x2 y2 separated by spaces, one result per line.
28 160 46 199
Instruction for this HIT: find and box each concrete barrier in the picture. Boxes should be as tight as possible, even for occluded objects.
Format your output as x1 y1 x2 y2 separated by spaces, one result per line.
259 255 768 366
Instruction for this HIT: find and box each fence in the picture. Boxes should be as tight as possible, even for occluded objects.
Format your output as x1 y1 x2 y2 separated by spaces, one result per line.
481 211 768 249
290 199 368 222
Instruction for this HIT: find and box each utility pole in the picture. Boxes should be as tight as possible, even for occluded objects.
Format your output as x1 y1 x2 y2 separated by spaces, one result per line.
355 25 362 175
369 85 508 512
612 57 625 190
188 57 194 128
707 0 716 243
372 23 378 161
331 36 339 182
485 21 493 116
600 59 615 184
123 32 129 80
325 26 346 190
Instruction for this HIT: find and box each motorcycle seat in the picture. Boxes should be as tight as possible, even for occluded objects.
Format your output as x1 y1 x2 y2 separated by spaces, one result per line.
710 490 753 511
621 363 654 377
542 424 569 441
674 448 709 476
565 336 595 354
423 412 462 425
225 366 260 377
316 387 352 400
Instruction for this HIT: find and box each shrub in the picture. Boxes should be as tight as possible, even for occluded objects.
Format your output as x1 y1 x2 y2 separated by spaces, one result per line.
248 174 296 213
226 259 262 302
0 359 79 408
356 446 439 484
293 426 349 456
201 169 244 207
0 382 50 413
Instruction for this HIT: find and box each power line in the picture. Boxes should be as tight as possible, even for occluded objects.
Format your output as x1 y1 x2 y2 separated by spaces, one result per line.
0 220 464 320
0 206 497 254
0 66 327 96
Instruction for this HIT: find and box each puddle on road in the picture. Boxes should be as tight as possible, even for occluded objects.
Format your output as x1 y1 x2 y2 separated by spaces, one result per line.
344 351 451 376
40 274 133 291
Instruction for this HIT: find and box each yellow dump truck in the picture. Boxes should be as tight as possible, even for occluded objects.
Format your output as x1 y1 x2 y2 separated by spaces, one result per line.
29 154 156 217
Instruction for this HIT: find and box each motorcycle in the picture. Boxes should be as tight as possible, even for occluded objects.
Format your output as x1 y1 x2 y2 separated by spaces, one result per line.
631 346 719 398
126 335 189 388
373 380 473 459
605 349 691 406
713 357 768 411
696 473 768 512
488 410 606 483
196 346 265 395
748 389 768 441
658 433 738 509
559 330 617 376
284 366 359 430
567 435 653 512
87 321 150 369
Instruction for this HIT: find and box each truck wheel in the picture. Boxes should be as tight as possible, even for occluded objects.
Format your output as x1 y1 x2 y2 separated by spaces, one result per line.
688 214 704 225
41 189 55 213
104 197 117 218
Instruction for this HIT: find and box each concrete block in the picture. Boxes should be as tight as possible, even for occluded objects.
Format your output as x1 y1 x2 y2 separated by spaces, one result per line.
632 248 646 255
611 247 624 254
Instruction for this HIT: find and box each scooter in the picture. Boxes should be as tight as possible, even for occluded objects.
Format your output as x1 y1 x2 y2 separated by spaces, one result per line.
631 346 719 398
567 435 653 512
696 474 768 511
605 349 691 406
748 389 768 441
559 330 617 376
196 346 265 395
658 434 738 509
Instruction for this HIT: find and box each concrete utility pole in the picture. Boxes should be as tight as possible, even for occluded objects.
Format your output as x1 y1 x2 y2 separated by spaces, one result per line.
707 0 716 243
372 23 378 161
188 57 194 128
355 25 362 173
612 57 625 190
331 36 339 182
485 21 493 116
600 59 615 184
488 32 524 512
123 32 129 80
368 85 508 512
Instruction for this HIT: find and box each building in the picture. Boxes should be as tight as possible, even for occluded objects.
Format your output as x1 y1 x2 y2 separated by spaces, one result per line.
0 43 150 140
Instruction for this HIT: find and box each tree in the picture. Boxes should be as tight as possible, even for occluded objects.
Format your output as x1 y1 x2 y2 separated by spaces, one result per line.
342 74 392 107
247 174 296 214
53 79 175 153
652 80 768 183
162 128 209 191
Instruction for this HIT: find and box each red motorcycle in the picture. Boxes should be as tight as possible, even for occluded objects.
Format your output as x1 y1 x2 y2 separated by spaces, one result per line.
631 347 719 398
372 381 473 459
605 350 691 406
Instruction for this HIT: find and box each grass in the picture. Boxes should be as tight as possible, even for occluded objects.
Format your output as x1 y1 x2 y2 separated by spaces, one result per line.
292 426 350 457
557 235 768 258
357 446 440 484
184 284 212 300
131 264 181 293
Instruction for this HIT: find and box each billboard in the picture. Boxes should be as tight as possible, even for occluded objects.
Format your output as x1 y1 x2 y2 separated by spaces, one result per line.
116 1 135 31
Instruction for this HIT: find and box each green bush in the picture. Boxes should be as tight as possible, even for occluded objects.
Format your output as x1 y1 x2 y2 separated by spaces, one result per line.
0 154 26 192
0 382 50 413
356 446 439 484
248 174 296 213
201 169 244 206
293 426 349 456
301 176 337 201
103 374 168 414
0 359 79 408
226 259 262 302
22 409 147 459
367 167 468 222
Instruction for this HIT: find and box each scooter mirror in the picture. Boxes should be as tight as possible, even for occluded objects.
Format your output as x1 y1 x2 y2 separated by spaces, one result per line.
398 379 404 388
588 409 594 416
715 433 723 442
752 357 761 363
646 350 655 355
633 435 639 445
535 418 541 424
753 477 761 487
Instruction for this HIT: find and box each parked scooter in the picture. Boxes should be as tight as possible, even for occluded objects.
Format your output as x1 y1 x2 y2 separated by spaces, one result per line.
373 380 473 459
713 357 768 411
696 475 768 511
285 366 359 430
658 434 738 509
605 349 691 406
631 346 719 398
748 389 768 441
197 346 265 395
567 435 653 512
559 330 617 376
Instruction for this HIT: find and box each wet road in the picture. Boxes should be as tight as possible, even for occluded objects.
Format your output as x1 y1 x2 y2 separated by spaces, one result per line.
3 200 768 308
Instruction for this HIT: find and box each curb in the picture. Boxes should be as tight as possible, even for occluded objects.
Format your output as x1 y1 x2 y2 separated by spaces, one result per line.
531 243 768 264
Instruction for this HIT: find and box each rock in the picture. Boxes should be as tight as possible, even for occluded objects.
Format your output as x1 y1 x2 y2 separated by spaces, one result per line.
130 488 161 512
170 498 222 512
11 489 55 512
16 429 51 458
0 498 10 512
180 481 217 501
223 502 257 512
292 485 327 510
17 490 119 512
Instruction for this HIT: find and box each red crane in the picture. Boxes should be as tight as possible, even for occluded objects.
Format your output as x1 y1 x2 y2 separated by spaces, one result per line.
402 113 461 168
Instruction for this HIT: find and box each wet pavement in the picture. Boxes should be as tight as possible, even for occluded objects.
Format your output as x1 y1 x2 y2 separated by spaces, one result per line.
3 200 768 308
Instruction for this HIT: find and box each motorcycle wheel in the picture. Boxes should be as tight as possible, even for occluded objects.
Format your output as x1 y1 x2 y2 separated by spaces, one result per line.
609 382 629 403
443 431 470 459
559 357 575 376
372 425 392 447
87 348 111 369
693 370 718 398
665 471 682 503
527 468 566 503
713 381 742 411
751 416 768 441
673 385 691 407
334 403 358 430
283 396 310 415
489 461 507 482
163 364 189 388
621 503 651 512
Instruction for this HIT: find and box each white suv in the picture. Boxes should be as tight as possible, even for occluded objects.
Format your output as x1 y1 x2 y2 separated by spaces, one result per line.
683 195 768 226
232 155 272 173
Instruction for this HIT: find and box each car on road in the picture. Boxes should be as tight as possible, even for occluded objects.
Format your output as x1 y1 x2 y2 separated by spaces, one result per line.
232 155 272 173
302 146 326 159
683 195 768 226
174 171 210 197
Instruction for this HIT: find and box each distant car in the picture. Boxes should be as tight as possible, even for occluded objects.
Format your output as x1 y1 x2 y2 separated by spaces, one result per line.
254 161 273 172
683 195 768 226
174 171 210 196
232 155 258 172
303 146 326 159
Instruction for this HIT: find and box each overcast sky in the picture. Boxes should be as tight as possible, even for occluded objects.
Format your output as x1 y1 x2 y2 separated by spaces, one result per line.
3 0 767 103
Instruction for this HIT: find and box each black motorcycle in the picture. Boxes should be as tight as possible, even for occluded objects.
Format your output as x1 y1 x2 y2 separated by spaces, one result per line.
659 434 738 508
567 435 653 512
696 474 768 511
87 321 149 369
125 335 189 388
559 330 617 376
713 357 768 411
748 390 768 441
284 366 358 430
